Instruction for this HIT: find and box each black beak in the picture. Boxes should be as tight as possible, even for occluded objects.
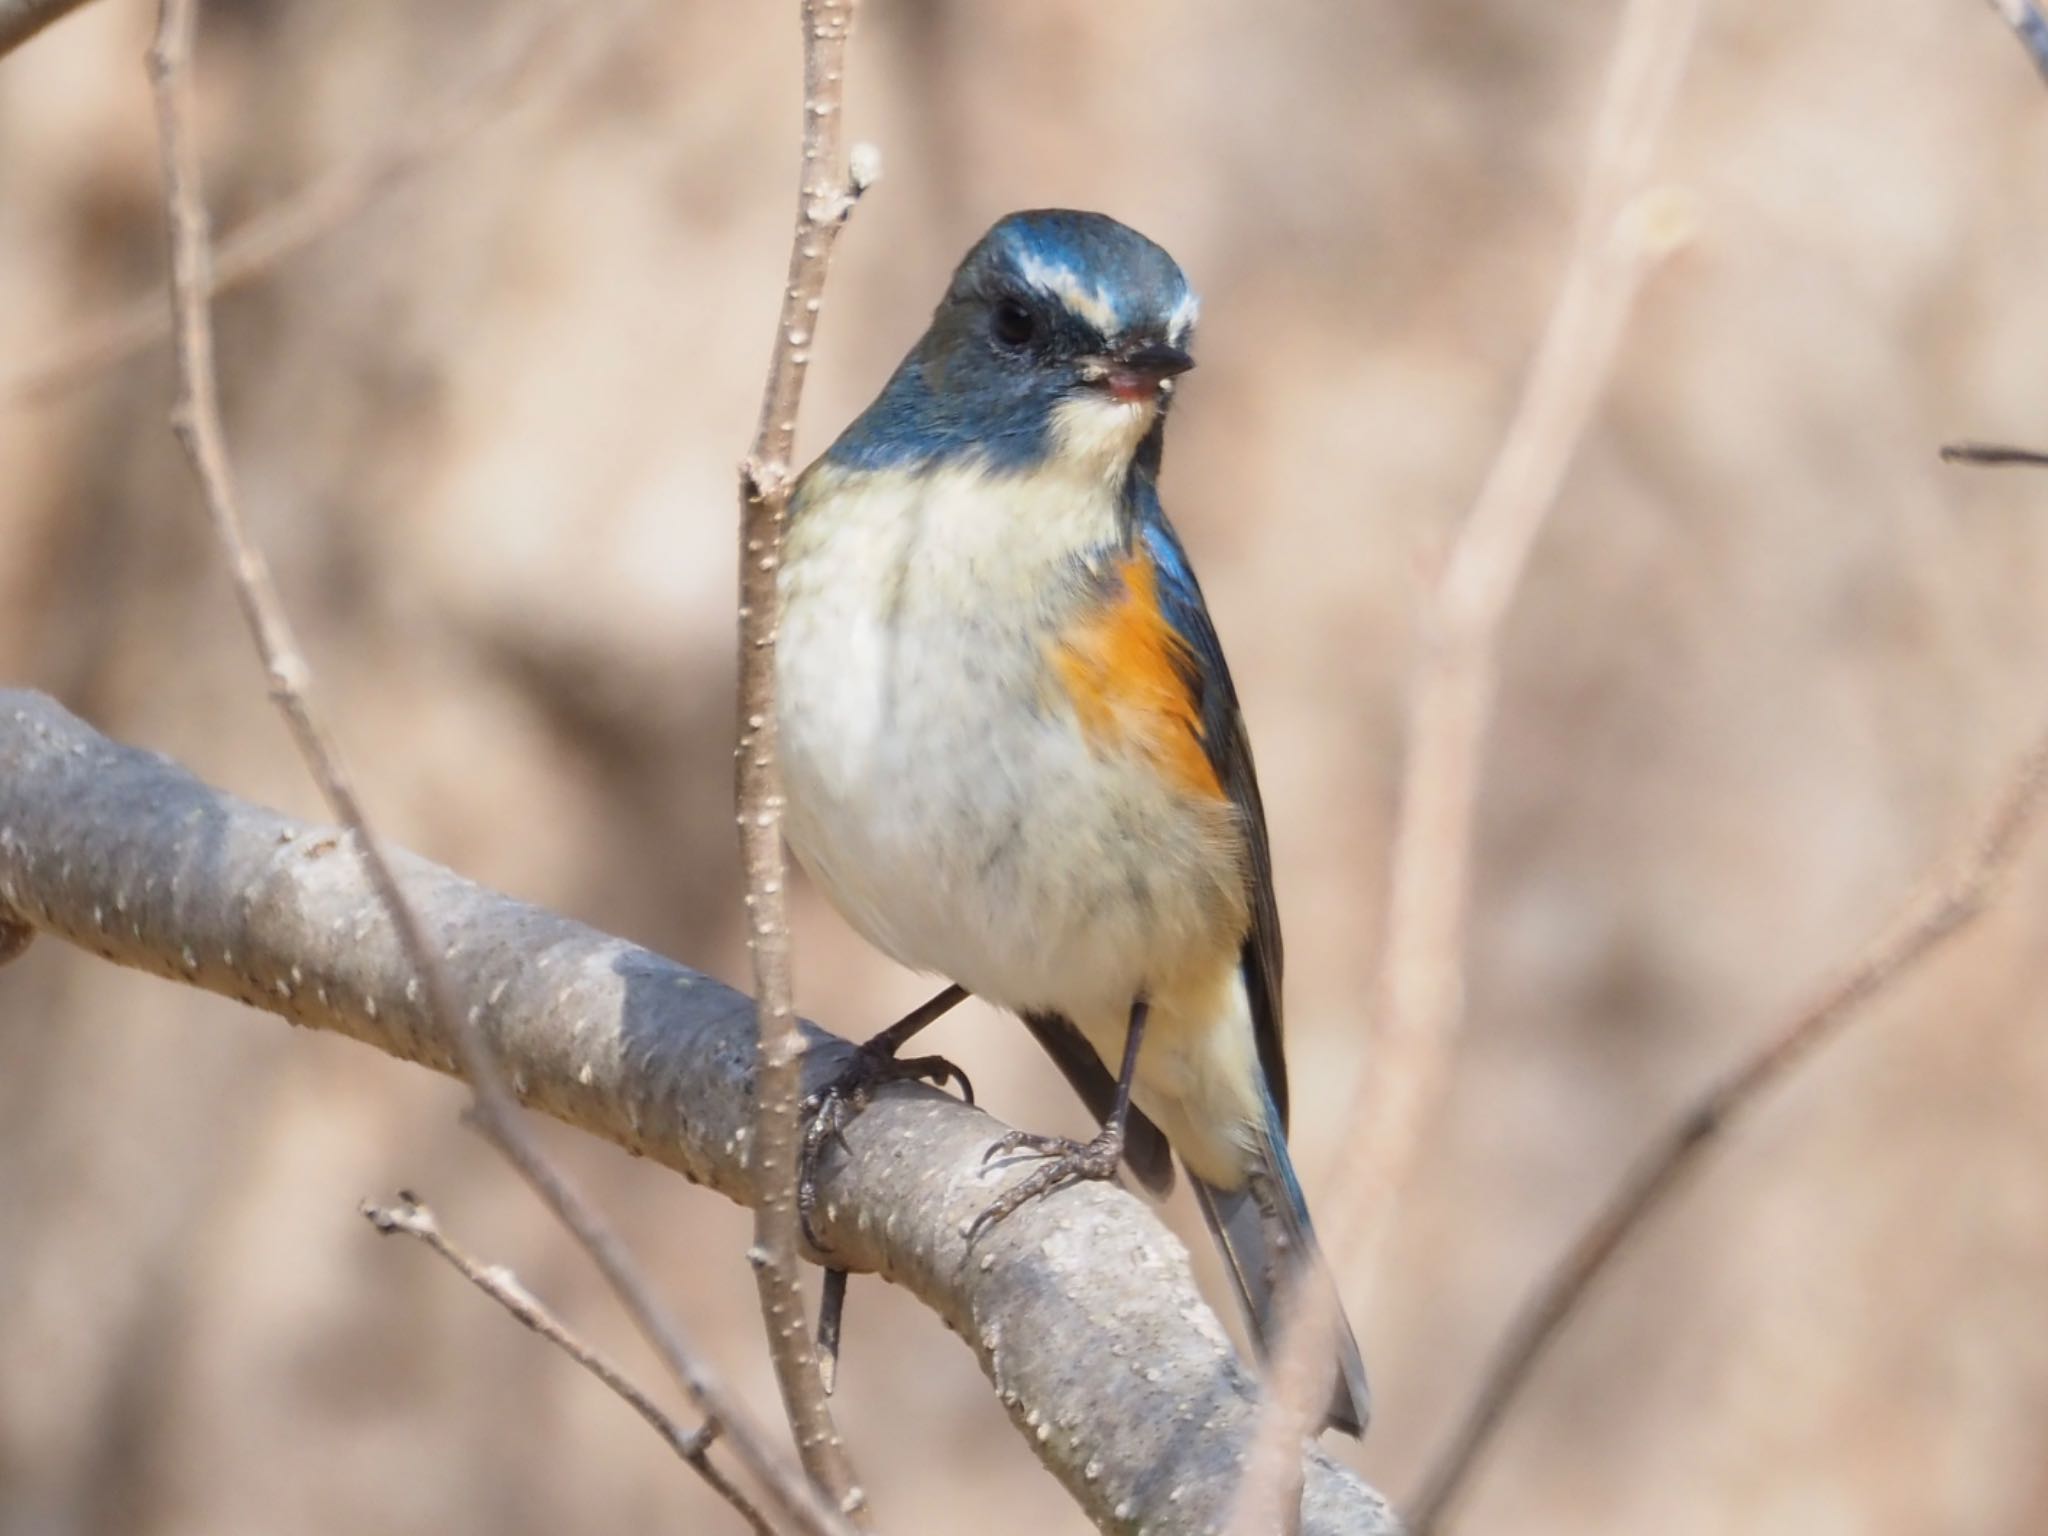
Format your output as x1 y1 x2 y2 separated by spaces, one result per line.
1118 340 1196 381
1092 339 1195 400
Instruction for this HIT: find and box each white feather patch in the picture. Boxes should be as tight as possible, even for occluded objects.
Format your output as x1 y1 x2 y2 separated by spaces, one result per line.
1016 251 1125 337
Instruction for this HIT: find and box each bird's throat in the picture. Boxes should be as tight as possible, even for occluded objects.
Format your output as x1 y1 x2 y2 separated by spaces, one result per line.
1048 391 1160 486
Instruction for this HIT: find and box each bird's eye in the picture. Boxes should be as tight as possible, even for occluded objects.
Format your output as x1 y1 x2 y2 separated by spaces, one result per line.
992 299 1037 349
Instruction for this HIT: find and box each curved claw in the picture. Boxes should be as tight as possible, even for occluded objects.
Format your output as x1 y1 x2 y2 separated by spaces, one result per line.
798 1112 845 1254
980 1128 1075 1167
967 1127 1124 1245
895 1053 974 1107
964 1204 1006 1247
800 1199 829 1255
799 1042 975 1255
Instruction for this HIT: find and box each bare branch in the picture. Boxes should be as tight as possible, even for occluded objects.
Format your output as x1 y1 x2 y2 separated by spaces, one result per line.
1980 0 2048 82
1227 0 1702 1526
144 10 848 1535
1941 440 2048 468
1406 716 2048 1533
362 1195 774 1536
732 0 872 1517
0 0 97 58
5 0 596 409
0 689 1399 1536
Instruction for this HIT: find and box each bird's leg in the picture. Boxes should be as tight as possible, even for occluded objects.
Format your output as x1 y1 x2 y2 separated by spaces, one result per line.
968 997 1150 1243
799 983 972 1251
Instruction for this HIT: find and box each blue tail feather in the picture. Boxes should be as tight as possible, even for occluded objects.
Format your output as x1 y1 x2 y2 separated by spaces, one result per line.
1189 1087 1371 1438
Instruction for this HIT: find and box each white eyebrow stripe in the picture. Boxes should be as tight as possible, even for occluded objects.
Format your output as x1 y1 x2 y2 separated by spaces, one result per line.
1168 289 1201 343
1014 251 1124 337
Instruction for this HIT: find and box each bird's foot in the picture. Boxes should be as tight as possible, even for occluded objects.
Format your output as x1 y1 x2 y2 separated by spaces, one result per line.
799 1040 974 1252
968 1123 1124 1243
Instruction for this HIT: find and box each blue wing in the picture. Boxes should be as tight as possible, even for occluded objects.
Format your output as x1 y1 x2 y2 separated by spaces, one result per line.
1129 481 1289 1127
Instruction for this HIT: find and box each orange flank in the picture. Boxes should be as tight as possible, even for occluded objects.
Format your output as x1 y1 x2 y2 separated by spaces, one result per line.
1053 553 1226 800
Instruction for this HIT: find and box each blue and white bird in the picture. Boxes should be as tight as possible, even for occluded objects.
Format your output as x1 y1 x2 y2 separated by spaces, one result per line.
777 209 1370 1436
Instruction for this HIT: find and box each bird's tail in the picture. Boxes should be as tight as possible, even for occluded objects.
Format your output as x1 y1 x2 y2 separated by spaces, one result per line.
1189 1086 1371 1438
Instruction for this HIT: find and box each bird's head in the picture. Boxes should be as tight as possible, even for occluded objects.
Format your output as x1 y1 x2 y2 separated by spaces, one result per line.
829 210 1198 485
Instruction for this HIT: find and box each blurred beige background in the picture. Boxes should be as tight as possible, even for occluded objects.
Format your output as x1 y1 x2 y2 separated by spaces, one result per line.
4 1 2048 1532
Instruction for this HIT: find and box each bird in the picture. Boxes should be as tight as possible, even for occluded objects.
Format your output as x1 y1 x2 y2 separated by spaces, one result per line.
776 208 1370 1436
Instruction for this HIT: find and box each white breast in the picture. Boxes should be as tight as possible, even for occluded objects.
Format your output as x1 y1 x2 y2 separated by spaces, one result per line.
777 460 1236 1021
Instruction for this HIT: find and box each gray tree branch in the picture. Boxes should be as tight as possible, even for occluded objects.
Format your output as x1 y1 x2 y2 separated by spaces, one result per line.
0 689 1399 1536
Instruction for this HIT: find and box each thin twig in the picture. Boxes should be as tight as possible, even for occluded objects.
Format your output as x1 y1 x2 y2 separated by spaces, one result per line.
1941 440 2048 468
1981 0 2048 82
1406 717 2048 1533
731 0 874 1520
146 8 849 1535
0 0 97 58
6 0 600 409
1227 0 1701 1527
363 1194 775 1536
